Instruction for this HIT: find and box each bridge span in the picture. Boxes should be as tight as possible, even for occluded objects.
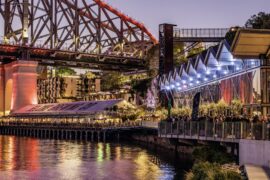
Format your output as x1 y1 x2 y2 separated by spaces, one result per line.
0 0 157 116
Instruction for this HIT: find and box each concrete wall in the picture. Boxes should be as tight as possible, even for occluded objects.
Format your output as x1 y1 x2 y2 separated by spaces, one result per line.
239 139 270 167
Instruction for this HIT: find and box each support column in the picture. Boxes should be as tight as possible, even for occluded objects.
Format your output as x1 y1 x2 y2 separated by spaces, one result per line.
97 131 100 142
0 65 4 116
91 131 94 142
11 60 38 112
103 131 106 142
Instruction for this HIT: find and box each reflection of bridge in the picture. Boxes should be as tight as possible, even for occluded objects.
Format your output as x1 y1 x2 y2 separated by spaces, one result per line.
0 0 157 115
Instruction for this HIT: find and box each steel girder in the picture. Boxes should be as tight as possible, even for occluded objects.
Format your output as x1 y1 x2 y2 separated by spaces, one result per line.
0 0 157 59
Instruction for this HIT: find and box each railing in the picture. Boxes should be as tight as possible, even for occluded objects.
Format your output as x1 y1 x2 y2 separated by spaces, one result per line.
0 121 142 130
141 121 159 129
174 28 229 38
159 121 270 141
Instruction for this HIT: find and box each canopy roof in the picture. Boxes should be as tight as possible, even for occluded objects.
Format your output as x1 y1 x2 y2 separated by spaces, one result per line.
231 29 270 58
13 99 123 116
159 38 262 93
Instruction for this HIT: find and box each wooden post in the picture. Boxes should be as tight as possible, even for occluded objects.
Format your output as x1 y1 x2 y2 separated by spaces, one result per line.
222 123 225 139
189 121 192 136
91 131 94 142
80 131 83 141
232 123 234 138
103 131 106 142
205 120 207 138
97 131 100 142
262 122 265 140
117 132 120 142
251 123 254 140
240 122 243 139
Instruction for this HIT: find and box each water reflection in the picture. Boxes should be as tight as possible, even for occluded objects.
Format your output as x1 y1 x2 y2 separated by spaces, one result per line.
0 135 188 180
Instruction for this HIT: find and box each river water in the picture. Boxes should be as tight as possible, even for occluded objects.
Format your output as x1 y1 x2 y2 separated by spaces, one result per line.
0 135 191 180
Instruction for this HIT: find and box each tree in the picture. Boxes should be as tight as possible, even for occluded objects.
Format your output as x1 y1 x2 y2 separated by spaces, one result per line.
56 67 76 76
101 72 129 91
85 71 96 79
231 99 243 116
131 78 152 97
245 12 270 29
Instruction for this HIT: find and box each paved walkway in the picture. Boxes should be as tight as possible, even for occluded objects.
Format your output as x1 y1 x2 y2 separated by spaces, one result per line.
245 164 270 180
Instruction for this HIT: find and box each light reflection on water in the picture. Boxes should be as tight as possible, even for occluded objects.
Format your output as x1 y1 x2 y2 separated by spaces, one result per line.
0 135 187 180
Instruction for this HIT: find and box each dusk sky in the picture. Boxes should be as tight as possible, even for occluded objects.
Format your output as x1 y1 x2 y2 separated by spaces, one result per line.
107 0 270 37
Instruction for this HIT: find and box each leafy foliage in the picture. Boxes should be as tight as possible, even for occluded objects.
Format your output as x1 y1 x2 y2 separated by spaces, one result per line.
131 78 152 97
85 71 96 79
192 146 235 165
231 99 243 116
245 12 270 29
56 67 76 76
185 162 241 180
101 72 129 91
171 107 192 117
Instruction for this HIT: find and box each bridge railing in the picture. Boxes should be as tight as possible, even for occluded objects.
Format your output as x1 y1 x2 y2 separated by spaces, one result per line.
159 121 270 141
174 28 229 38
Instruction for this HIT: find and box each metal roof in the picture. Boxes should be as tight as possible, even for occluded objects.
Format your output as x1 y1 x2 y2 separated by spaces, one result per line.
12 99 123 116
231 29 270 58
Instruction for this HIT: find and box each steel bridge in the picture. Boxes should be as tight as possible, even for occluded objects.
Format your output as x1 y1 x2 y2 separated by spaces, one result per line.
0 0 157 71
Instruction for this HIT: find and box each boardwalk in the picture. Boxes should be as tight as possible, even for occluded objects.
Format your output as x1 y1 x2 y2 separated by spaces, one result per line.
159 121 270 143
0 120 158 142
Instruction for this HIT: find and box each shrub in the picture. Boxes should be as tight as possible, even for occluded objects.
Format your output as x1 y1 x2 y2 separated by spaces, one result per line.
192 146 235 165
185 162 242 180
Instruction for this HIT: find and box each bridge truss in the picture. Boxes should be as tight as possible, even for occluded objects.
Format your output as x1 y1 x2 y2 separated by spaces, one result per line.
0 0 157 70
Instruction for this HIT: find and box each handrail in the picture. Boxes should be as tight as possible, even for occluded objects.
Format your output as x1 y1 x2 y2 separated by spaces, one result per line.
159 120 270 141
174 28 229 38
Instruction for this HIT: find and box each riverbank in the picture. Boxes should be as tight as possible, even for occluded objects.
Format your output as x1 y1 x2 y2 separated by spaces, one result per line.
126 132 242 180
130 134 194 154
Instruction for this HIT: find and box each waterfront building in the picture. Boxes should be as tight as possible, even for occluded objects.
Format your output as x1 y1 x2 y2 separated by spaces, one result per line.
7 99 132 124
158 29 270 117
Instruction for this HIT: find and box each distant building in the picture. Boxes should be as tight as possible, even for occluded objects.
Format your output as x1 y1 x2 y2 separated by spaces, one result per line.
37 76 101 103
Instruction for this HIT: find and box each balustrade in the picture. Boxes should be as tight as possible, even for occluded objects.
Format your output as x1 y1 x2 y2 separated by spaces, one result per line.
159 120 270 141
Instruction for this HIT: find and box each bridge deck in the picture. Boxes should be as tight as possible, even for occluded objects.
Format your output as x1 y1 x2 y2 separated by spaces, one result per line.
173 28 228 42
0 43 146 71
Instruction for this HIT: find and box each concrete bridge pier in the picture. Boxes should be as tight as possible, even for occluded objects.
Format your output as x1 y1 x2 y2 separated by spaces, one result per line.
0 60 38 116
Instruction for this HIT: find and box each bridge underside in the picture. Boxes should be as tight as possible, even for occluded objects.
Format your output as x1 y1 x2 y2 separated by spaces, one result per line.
0 0 157 71
0 44 145 71
0 60 38 116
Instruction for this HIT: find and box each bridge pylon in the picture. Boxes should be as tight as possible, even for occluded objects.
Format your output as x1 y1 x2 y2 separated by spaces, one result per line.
0 60 38 116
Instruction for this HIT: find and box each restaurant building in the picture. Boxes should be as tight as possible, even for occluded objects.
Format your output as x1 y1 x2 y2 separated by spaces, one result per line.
159 29 270 116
